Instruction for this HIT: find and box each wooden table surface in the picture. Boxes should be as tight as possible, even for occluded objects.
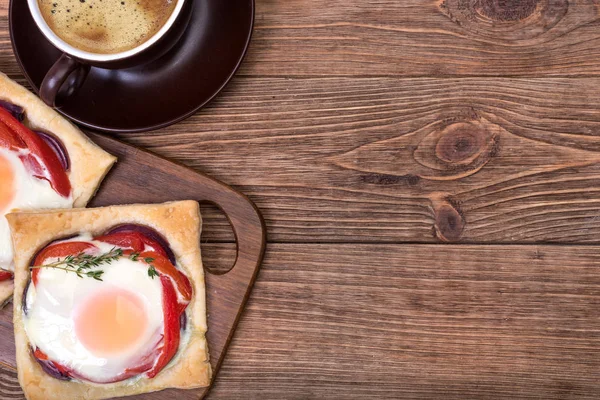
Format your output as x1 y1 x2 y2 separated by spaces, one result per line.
1 0 600 398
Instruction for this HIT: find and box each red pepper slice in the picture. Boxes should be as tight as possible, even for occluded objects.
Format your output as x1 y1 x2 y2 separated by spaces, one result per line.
33 348 72 377
0 108 71 197
0 270 13 282
95 231 169 259
139 251 192 307
0 121 24 150
31 241 97 285
95 232 145 252
34 343 159 384
54 334 162 384
95 231 189 302
123 346 160 377
145 275 181 379
33 348 47 360
68 348 158 384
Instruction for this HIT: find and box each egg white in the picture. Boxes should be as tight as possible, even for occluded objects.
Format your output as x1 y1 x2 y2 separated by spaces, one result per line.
24 238 165 383
0 147 73 270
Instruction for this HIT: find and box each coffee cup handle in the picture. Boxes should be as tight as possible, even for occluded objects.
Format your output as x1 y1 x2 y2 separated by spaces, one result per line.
40 54 90 107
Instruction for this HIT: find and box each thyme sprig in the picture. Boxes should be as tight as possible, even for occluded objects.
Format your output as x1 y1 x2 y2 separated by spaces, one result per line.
129 252 159 279
30 247 124 281
31 248 161 281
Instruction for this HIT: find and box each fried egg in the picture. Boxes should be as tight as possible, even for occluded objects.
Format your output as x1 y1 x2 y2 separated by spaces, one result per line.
24 238 164 382
0 147 72 270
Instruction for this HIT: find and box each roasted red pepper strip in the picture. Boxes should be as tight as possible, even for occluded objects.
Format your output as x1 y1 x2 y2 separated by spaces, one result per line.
33 348 71 376
0 121 24 150
95 231 169 259
0 108 71 197
139 251 192 306
0 270 12 282
69 351 157 384
96 230 169 259
122 346 160 377
31 242 97 285
34 344 155 384
95 232 145 252
145 275 180 379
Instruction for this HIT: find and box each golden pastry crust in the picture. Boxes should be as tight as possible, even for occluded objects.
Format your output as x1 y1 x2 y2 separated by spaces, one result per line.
7 201 211 400
0 72 116 208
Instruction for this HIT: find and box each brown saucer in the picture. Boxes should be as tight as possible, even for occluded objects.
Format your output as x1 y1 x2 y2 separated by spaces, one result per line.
9 0 254 133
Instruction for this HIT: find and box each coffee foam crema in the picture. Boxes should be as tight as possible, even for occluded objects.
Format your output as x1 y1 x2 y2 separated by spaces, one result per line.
38 0 177 54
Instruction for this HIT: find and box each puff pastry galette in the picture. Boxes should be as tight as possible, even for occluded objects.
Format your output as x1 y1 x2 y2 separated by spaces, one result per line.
0 73 116 304
7 201 211 400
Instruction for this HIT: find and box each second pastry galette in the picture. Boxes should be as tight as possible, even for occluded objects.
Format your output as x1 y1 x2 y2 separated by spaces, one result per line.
7 201 211 400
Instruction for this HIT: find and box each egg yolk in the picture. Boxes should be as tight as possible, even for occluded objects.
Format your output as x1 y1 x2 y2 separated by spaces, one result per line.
74 288 148 356
0 153 15 213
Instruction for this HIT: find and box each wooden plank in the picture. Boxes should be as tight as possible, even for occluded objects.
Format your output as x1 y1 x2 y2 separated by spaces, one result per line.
2 1 600 77
1 73 600 244
110 76 600 244
238 0 600 77
1 242 599 399
0 366 21 400
191 0 600 76
208 243 600 399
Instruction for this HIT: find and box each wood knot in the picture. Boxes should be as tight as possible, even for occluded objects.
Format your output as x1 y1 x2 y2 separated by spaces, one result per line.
475 0 539 21
439 0 568 42
329 112 502 183
413 118 499 180
431 195 465 242
435 122 487 163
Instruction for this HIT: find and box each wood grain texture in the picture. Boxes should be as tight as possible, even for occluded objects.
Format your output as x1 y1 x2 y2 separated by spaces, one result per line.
3 0 600 79
1 0 600 398
111 76 600 244
239 0 600 77
208 243 600 399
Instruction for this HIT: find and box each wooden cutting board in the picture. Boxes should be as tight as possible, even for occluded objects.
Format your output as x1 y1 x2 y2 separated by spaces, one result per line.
0 133 267 399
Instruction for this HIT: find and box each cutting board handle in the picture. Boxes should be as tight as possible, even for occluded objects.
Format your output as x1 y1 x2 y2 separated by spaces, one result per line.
197 177 267 374
198 180 266 276
189 169 267 376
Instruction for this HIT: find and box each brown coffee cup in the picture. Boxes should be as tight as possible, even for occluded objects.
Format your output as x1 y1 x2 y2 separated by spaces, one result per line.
27 0 193 107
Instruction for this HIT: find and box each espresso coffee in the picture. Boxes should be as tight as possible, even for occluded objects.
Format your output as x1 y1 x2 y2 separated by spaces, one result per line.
38 0 178 54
